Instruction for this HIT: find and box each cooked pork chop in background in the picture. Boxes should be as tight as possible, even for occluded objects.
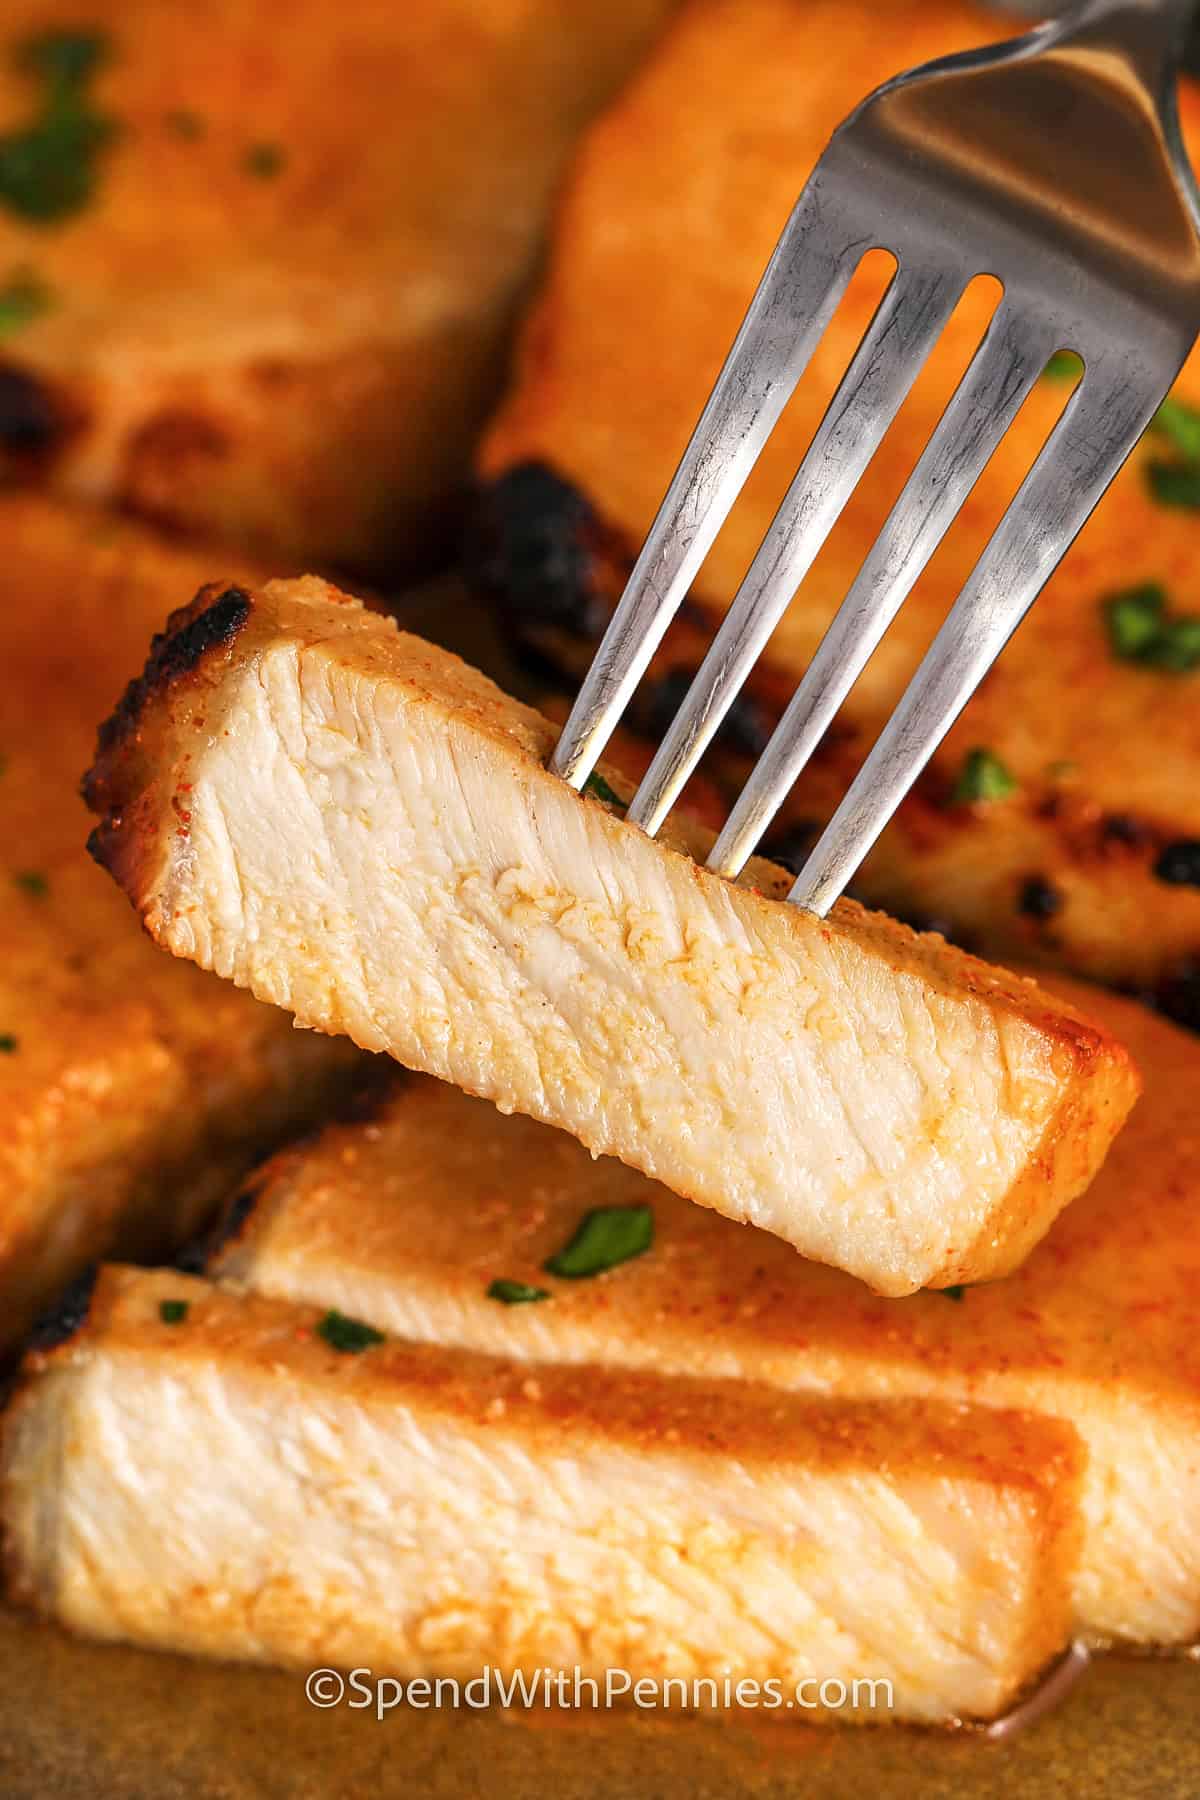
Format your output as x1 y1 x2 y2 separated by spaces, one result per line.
476 0 1200 1004
0 497 364 1346
212 976 1200 1647
0 1263 1083 1725
84 576 1139 1295
0 0 673 570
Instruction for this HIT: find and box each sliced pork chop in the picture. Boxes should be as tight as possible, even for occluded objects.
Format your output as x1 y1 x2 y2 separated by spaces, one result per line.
212 978 1200 1646
0 1264 1081 1725
84 576 1139 1296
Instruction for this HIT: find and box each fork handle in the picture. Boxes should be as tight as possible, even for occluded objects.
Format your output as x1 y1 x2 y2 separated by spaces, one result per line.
1052 0 1196 71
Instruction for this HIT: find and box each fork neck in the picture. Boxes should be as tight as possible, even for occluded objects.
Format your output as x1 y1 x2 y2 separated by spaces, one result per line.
1050 0 1196 82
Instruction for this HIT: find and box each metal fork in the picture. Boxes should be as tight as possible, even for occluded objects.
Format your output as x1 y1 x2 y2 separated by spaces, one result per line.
549 0 1200 913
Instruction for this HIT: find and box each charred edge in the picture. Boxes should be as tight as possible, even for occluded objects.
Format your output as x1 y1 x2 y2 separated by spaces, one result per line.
1151 958 1200 1036
25 1264 100 1354
82 583 253 815
464 462 607 640
175 1184 263 1274
0 362 78 466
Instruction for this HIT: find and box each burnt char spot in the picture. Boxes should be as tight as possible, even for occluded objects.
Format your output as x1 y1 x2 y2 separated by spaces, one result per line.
645 668 772 761
26 1264 99 1352
175 1185 261 1273
0 362 68 461
465 463 604 638
1154 840 1200 889
1100 812 1153 850
1155 959 1200 1035
761 821 824 876
83 583 252 814
1018 875 1064 921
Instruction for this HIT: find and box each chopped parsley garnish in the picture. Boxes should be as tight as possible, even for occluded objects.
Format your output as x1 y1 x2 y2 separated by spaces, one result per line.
14 869 48 897
243 141 285 179
0 28 117 223
1103 583 1200 673
1041 351 1082 383
1150 396 1200 463
316 1308 384 1353
543 1205 654 1279
0 1033 16 1053
1145 396 1200 509
951 747 1016 805
165 108 204 141
941 1286 967 1302
159 1299 189 1325
487 1278 552 1305
0 266 51 337
17 30 109 86
583 770 625 808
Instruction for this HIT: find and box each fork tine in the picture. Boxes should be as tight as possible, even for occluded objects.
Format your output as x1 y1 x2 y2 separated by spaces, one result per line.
787 369 1158 915
626 262 965 836
706 299 1057 878
550 180 855 788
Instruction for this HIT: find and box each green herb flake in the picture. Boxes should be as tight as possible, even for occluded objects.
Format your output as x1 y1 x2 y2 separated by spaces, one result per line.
1041 350 1082 384
16 29 110 87
243 141 285 179
158 1299 189 1325
316 1308 385 1354
14 869 48 898
543 1205 654 1280
0 28 118 224
1103 583 1200 673
487 1278 552 1306
1150 396 1200 464
165 108 204 141
951 747 1016 806
941 1286 967 1303
582 770 626 809
1146 462 1200 510
0 266 51 337
0 1033 17 1054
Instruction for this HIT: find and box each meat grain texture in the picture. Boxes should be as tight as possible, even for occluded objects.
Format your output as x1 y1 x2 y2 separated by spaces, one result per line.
0 1264 1082 1725
84 577 1140 1295
213 977 1200 1646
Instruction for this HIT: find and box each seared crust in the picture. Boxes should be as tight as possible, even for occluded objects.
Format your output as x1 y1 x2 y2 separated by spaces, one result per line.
0 0 674 567
478 0 1200 995
1 1261 1083 1716
211 980 1200 1641
83 575 1141 1291
0 496 364 1347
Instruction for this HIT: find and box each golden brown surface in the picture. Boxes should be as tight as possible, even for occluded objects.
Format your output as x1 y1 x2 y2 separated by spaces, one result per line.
83 574 1139 1292
11 1262 1080 1488
479 0 1200 993
0 495 363 1346
0 0 674 570
2 1263 1081 1720
214 976 1200 1642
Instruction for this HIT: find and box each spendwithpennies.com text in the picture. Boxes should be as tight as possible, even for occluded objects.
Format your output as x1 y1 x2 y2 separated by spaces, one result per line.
305 1666 895 1721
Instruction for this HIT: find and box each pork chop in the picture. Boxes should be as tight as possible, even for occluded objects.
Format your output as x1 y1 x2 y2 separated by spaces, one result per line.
84 575 1140 1295
477 0 1200 999
0 1263 1082 1725
0 0 672 568
213 977 1200 1646
0 496 363 1346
